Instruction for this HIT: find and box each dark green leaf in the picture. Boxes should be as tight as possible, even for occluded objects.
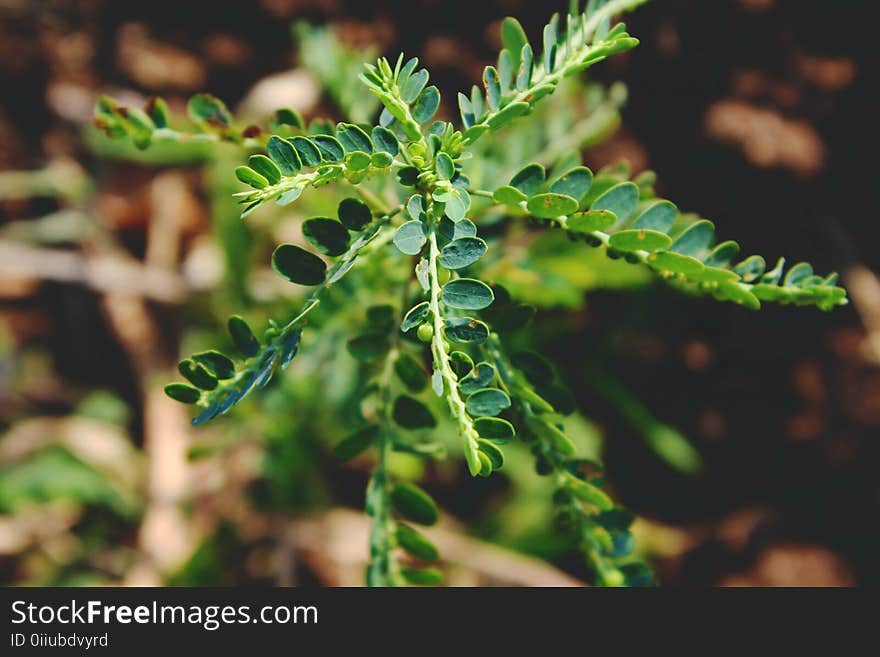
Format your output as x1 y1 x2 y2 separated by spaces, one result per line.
444 317 489 343
511 351 553 383
337 197 371 230
192 351 235 380
179 359 218 390
477 439 504 469
272 244 326 285
510 163 545 196
290 136 322 167
393 395 437 429
227 315 259 357
266 136 301 175
459 362 495 395
395 353 427 392
371 126 399 156
401 301 430 332
164 383 201 404
347 332 389 361
391 482 439 525
442 278 494 310
474 417 515 444
705 240 740 268
439 237 487 270
449 351 474 377
733 255 766 282
466 388 511 417
336 122 373 154
333 425 377 461
312 135 344 162
303 218 349 256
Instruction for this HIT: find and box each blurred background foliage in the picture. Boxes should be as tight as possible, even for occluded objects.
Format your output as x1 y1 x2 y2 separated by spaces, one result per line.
0 0 877 586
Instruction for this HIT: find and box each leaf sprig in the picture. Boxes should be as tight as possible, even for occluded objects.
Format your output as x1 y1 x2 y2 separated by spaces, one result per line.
97 0 848 587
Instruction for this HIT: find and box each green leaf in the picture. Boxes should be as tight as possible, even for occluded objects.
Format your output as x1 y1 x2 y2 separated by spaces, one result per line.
303 218 349 256
669 220 714 259
291 136 322 167
444 317 489 343
192 351 235 380
396 524 439 561
248 153 281 185
441 278 494 310
465 388 511 417
566 477 614 511
477 439 504 469
336 122 373 153
401 302 430 332
400 567 443 586
395 353 427 392
272 244 327 285
438 217 477 242
337 197 371 230
333 425 377 461
273 107 304 130
371 126 399 156
347 332 389 361
165 383 201 404
483 66 501 110
436 152 454 180
312 135 345 162
234 166 269 189
734 255 766 282
501 17 529 71
486 102 530 130
717 281 761 310
459 362 496 395
705 240 740 268
591 182 639 221
510 163 545 196
527 193 579 219
393 395 436 429
493 185 528 206
266 136 302 175
179 359 218 391
511 351 553 383
784 262 813 287
439 237 487 270
412 86 440 124
549 166 593 202
609 229 673 253
632 200 677 233
391 482 439 525
567 210 616 233
394 220 427 255
647 251 705 277
527 417 576 456
145 96 169 128
227 315 259 357
346 151 372 171
474 417 516 444
187 93 231 129
402 68 430 103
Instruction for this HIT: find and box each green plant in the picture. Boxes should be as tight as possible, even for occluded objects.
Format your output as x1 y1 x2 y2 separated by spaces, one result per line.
95 0 847 586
